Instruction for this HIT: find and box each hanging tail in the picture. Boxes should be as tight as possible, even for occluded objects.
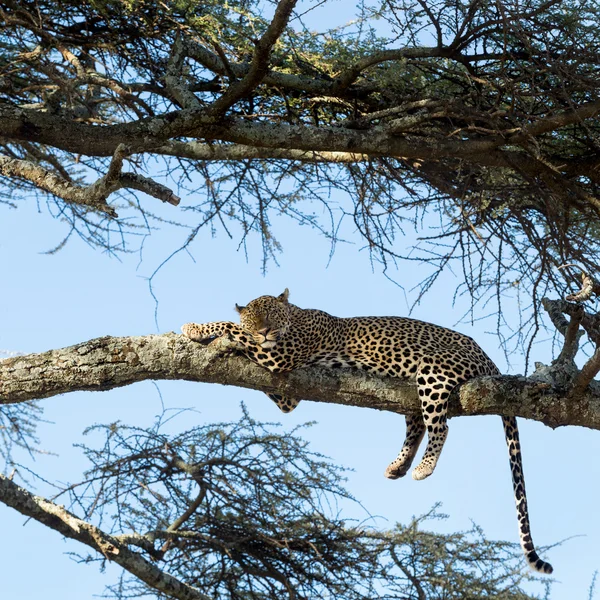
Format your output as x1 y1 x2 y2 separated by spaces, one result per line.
502 416 553 574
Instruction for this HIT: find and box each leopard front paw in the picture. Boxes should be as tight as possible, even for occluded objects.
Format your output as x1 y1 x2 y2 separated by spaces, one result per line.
181 323 221 345
209 335 241 355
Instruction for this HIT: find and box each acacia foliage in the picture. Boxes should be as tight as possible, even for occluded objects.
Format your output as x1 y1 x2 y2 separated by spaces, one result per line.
2 0 600 336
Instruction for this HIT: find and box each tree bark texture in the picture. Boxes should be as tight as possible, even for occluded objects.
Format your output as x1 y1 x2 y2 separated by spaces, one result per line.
1 333 598 430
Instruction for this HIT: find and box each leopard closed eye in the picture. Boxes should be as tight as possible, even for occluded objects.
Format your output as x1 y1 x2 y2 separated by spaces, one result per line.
181 288 553 574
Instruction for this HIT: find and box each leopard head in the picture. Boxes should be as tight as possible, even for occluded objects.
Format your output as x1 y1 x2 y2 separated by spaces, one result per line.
235 289 291 348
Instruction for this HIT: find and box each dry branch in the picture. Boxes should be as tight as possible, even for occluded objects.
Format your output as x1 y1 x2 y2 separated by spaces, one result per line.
0 145 180 215
0 474 211 600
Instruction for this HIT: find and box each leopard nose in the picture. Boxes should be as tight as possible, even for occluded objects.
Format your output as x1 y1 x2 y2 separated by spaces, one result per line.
257 327 270 336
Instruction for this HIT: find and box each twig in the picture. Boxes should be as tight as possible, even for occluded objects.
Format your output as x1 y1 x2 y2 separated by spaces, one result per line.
558 264 600 302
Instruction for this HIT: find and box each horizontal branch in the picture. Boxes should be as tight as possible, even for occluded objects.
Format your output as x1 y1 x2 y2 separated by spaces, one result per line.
0 474 210 600
332 47 445 92
1 334 599 430
186 40 374 98
155 141 369 163
1 103 592 180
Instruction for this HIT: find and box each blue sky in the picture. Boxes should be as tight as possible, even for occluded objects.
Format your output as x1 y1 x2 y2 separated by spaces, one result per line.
0 187 599 599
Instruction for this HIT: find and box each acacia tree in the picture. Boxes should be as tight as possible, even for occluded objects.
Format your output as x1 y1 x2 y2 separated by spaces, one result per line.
1 0 600 596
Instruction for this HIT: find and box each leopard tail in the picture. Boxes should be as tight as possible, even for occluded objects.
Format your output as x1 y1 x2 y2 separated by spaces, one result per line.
502 416 553 574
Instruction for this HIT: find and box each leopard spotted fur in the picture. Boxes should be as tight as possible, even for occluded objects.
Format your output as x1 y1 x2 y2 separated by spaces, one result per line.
181 289 552 574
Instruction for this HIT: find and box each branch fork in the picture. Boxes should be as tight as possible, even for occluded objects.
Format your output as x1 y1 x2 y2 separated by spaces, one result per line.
542 277 600 398
0 144 180 217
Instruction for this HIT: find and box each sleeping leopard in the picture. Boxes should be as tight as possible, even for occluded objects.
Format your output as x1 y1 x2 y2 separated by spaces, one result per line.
181 288 552 574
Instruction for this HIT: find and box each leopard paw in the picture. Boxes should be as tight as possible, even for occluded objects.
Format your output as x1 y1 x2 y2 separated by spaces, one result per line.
181 323 213 342
384 460 411 480
411 459 436 481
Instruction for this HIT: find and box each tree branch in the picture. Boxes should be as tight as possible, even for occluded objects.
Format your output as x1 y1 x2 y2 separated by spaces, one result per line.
0 333 599 430
155 141 369 163
164 36 202 110
0 145 180 214
2 103 592 181
0 104 523 165
206 0 299 116
332 47 445 93
0 474 211 600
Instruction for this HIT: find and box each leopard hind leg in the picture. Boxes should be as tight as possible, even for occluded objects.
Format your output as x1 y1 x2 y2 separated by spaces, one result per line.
411 358 456 481
265 393 300 413
384 415 426 479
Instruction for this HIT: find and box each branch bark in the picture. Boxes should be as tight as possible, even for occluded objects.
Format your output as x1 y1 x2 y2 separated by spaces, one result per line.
1 333 599 430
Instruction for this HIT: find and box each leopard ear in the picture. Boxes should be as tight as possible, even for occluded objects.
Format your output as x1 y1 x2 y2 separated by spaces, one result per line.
278 288 290 303
235 303 246 314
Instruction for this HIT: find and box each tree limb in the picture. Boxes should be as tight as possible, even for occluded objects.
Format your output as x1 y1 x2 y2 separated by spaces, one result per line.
4 102 597 186
0 333 598 430
0 145 180 214
155 141 369 163
0 474 211 600
0 104 541 167
206 0 299 116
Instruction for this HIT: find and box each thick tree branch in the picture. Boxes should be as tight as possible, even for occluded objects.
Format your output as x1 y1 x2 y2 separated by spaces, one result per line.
206 0 299 116
0 104 537 167
3 103 595 183
0 333 598 430
0 474 211 600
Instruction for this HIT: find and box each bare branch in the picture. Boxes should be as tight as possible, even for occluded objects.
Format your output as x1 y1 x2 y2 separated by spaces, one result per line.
542 298 600 398
0 104 587 174
558 307 583 365
0 154 116 216
154 141 369 163
0 474 211 600
571 348 600 400
164 36 202 110
0 145 180 214
558 265 600 302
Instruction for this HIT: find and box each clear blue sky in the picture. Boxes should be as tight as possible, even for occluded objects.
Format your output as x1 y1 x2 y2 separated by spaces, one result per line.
1 1 599 597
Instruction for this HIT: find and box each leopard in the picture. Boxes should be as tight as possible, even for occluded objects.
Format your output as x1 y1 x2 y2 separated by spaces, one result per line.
181 289 553 574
